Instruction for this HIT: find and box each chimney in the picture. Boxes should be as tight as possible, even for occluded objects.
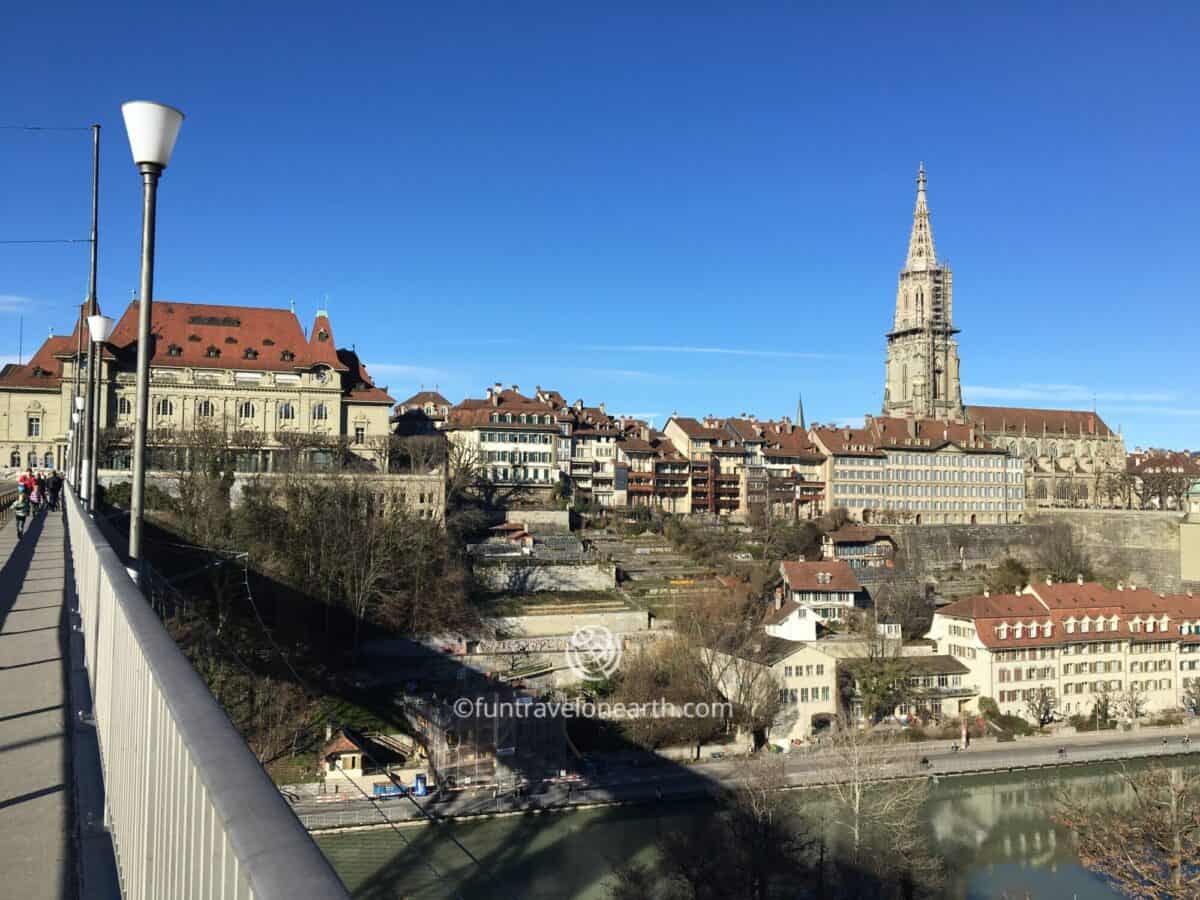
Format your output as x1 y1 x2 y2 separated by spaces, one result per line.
1077 573 1084 585
511 384 519 393
774 586 784 610
907 418 918 439
599 402 606 415
485 386 494 400
491 391 500 407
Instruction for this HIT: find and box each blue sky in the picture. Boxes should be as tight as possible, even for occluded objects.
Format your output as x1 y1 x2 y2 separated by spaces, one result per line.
2 3 1197 448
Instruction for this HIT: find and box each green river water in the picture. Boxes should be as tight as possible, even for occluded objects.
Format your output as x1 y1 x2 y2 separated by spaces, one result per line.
317 760 1162 899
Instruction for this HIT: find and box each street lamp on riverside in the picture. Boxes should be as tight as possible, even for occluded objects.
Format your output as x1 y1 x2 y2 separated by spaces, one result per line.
73 395 85 487
121 100 183 573
86 312 115 511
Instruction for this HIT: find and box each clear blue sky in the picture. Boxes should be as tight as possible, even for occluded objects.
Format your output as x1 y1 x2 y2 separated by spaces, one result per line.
2 2 1197 448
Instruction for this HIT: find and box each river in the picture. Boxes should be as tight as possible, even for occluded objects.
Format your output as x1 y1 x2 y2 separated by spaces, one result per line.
316 759 1176 898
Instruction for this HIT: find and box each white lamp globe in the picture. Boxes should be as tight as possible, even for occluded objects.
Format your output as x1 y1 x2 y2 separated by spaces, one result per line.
75 396 85 411
87 314 115 343
121 101 185 169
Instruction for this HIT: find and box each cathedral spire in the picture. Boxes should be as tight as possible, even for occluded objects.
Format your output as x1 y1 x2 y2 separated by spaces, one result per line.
905 161 936 271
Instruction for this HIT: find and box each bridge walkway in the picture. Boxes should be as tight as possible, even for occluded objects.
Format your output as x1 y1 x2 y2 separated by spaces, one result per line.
0 507 74 898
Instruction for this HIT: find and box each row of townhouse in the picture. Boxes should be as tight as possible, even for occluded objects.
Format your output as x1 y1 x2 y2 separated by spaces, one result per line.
437 384 1032 523
926 578 1200 720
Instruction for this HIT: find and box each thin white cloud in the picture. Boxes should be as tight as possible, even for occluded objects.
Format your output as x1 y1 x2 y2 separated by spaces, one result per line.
0 294 36 313
367 362 449 382
572 367 676 383
965 383 1176 405
583 343 836 360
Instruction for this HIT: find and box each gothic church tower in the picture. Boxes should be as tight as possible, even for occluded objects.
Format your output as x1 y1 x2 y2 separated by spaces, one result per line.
882 163 964 420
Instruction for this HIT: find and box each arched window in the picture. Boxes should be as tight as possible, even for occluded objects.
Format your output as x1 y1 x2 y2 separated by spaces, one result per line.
1033 481 1048 500
312 403 328 422
197 400 214 418
27 451 37 467
9 451 19 467
1048 442 1059 459
237 401 255 421
278 402 295 421
155 398 174 417
117 396 133 416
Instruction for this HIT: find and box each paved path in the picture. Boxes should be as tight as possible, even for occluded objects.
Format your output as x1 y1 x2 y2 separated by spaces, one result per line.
296 723 1200 831
0 508 74 898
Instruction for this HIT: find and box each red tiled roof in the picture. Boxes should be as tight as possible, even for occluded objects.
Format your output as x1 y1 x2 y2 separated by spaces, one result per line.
825 525 896 546
308 312 348 371
337 349 394 404
779 559 861 593
938 582 1200 649
810 425 884 458
0 303 89 390
872 416 996 452
446 390 559 429
966 405 1114 438
670 417 727 441
323 733 358 756
1127 451 1200 477
398 391 449 408
104 300 316 372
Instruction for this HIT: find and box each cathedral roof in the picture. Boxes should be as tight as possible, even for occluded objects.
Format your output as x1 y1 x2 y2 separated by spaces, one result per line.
965 405 1115 439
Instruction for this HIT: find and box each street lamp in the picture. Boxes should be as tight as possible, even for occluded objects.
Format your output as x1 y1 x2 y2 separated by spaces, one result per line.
86 313 115 511
121 100 183 571
74 395 86 489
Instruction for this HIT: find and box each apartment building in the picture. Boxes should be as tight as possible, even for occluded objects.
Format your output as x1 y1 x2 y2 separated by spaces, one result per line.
1 301 394 474
927 578 1200 720
617 431 691 514
810 415 1024 525
443 385 562 495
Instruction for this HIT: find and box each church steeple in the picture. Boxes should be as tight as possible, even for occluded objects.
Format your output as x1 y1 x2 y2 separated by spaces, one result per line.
905 162 937 271
883 163 963 421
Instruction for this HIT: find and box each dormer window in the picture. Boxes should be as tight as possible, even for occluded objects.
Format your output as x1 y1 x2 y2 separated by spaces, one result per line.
262 338 275 346
1014 623 1023 639
997 624 1009 640
166 343 183 357
205 346 221 358
1065 620 1075 634
224 336 238 344
243 348 259 360
1029 623 1039 638
1131 619 1142 633
1044 622 1053 637
187 334 201 342
1160 616 1170 632
1095 618 1104 633
1146 620 1155 633
1109 617 1119 631
491 413 500 423
280 349 295 362
317 329 329 342
1080 619 1090 634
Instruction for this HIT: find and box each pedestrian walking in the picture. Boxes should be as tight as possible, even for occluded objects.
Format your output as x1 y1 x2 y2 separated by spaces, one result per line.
18 467 35 492
12 485 30 539
29 478 42 512
48 471 62 511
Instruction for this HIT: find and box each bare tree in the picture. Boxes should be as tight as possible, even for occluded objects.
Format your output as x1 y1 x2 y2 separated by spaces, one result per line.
1055 763 1200 898
1024 686 1058 728
1183 680 1200 717
1117 682 1149 723
819 724 942 896
1035 522 1095 582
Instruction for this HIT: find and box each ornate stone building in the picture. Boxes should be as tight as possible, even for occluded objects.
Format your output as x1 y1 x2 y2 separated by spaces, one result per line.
0 300 395 475
882 163 964 420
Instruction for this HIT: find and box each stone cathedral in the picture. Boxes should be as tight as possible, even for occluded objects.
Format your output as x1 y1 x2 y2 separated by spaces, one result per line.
882 163 964 420
880 164 1127 508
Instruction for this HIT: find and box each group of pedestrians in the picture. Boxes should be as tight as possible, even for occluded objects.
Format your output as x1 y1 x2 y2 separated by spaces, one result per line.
11 468 62 539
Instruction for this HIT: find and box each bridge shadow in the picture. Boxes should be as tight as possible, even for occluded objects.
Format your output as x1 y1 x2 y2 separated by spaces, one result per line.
82 505 913 899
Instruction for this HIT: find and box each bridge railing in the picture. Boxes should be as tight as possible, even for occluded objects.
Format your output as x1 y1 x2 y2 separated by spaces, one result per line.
65 490 349 900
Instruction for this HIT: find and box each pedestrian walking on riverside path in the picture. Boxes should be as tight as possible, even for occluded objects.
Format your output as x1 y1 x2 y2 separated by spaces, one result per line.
12 484 30 538
29 477 42 512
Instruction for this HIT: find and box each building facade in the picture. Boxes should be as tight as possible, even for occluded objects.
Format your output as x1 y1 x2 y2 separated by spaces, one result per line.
1 301 394 475
927 579 1200 720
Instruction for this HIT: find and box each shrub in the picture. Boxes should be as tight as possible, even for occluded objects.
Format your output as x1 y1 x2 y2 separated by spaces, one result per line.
978 697 1000 719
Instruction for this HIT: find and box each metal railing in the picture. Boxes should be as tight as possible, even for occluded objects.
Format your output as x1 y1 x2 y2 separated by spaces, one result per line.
65 489 349 899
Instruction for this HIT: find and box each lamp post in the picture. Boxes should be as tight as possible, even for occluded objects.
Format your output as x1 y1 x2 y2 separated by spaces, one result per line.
80 123 101 505
86 313 115 511
73 395 85 487
121 100 183 570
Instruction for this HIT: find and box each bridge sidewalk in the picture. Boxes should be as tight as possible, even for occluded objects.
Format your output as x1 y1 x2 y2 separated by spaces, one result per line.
0 508 74 898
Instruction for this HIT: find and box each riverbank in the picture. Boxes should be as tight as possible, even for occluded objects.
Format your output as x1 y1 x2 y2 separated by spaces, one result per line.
297 722 1200 833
